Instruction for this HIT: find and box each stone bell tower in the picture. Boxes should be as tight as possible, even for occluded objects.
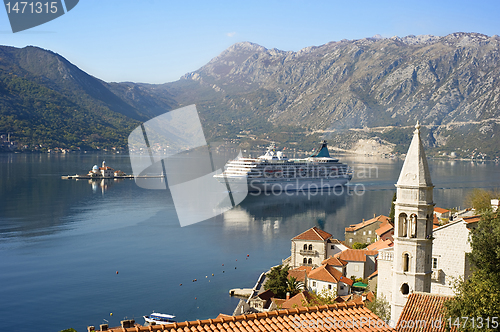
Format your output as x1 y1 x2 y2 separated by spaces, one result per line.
391 122 434 321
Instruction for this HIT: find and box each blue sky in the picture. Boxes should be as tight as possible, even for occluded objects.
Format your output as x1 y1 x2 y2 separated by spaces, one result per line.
1 0 499 84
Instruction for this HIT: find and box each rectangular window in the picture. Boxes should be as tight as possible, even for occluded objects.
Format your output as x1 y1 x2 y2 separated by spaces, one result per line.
340 285 344 290
353 231 356 235
354 265 359 272
328 284 332 290
331 245 334 249
363 231 366 235
367 237 370 242
369 230 372 234
349 238 353 243
312 281 316 287
432 257 438 269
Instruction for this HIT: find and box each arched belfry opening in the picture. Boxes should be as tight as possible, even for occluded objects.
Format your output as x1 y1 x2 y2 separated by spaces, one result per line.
403 253 410 272
398 213 408 237
409 214 417 238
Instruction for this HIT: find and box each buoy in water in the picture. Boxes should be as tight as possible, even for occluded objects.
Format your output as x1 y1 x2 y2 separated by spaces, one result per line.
247 254 249 257
179 284 182 286
206 276 208 278
110 313 113 316
116 271 119 274
235 267 237 269
195 297 197 300
222 264 224 266
212 273 214 276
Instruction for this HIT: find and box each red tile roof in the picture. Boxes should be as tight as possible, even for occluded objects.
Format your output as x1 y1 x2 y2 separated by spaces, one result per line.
321 256 347 266
345 215 390 232
397 292 455 332
292 227 332 241
376 222 394 236
335 249 379 262
288 266 311 283
98 302 393 331
463 215 481 224
308 264 353 286
366 238 393 251
275 290 318 309
434 207 450 214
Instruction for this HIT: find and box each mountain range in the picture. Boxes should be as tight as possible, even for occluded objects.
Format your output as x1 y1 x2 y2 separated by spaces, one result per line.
1 32 499 157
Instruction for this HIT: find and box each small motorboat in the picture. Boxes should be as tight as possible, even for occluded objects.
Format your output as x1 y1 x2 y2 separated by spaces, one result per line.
143 312 176 325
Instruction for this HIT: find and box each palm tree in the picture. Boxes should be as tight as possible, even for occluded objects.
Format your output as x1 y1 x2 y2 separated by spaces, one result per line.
286 277 304 296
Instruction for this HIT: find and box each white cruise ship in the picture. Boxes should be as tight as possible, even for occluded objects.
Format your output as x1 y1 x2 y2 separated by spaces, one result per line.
214 141 353 192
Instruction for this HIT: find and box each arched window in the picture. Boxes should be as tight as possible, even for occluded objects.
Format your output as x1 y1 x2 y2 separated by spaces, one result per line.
401 283 409 295
308 258 312 264
303 244 308 250
398 213 408 237
403 253 410 272
410 214 417 237
308 244 313 251
303 258 307 264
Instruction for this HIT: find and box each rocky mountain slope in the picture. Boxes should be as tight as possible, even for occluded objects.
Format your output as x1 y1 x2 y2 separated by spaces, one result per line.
1 33 500 156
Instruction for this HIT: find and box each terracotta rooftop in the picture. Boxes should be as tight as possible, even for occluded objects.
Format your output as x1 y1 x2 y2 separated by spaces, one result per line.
327 238 344 245
288 266 312 283
345 215 390 232
375 222 394 236
292 227 332 241
366 238 393 251
367 270 378 279
335 249 379 262
321 256 348 266
434 207 450 214
463 215 481 224
274 290 318 309
98 302 393 331
397 292 455 332
308 264 353 286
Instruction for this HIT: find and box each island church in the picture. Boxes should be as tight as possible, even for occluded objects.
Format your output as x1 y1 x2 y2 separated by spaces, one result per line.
377 122 435 322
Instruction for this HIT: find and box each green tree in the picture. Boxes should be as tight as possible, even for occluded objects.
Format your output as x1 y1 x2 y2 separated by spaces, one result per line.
389 192 397 223
465 189 495 212
444 211 500 331
352 242 369 249
264 264 290 298
366 292 390 321
286 276 304 296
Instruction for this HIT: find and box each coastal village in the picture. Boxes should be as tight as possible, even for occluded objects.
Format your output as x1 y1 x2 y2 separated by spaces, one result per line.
88 123 499 331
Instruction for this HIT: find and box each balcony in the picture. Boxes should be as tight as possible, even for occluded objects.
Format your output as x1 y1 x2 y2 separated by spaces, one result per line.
431 269 442 281
299 250 318 256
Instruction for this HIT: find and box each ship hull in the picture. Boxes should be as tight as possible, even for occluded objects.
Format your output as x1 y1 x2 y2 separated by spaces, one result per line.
217 175 352 193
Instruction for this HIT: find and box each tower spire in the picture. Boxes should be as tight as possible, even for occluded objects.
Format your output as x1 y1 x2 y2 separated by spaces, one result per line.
397 122 432 188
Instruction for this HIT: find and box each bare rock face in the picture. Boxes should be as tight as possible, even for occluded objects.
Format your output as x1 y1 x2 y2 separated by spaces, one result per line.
177 33 500 130
163 33 500 155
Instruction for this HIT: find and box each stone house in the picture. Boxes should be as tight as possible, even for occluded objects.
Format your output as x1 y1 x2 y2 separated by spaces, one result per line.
334 249 378 280
307 264 353 296
344 215 391 245
290 227 348 269
430 215 479 295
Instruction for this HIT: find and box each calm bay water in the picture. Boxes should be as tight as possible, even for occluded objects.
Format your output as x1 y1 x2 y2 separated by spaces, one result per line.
0 153 499 332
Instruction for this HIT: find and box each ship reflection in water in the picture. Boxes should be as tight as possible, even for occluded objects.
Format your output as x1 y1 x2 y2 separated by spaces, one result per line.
221 186 356 242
